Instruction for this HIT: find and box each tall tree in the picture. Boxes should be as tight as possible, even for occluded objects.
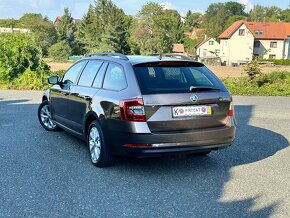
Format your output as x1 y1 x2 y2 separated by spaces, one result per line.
56 8 77 53
183 12 202 31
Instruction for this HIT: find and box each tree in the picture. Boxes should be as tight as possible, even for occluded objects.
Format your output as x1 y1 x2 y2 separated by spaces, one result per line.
16 13 58 55
162 9 183 43
281 9 290 22
76 0 129 54
202 2 246 38
249 5 282 22
131 2 176 54
0 34 43 82
48 40 72 61
183 12 202 31
56 8 77 54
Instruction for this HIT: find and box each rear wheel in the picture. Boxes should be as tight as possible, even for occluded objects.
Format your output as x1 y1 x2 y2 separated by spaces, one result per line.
38 100 59 131
87 121 113 167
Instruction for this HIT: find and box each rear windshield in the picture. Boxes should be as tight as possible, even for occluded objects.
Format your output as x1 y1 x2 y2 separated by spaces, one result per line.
133 65 226 94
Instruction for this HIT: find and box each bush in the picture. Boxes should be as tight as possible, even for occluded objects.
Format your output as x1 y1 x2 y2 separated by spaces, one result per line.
260 59 290 66
243 60 262 81
0 33 45 82
49 41 72 62
223 71 290 96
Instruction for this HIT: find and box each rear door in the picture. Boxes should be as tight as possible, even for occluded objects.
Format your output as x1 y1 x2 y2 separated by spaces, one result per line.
133 62 231 133
66 60 106 133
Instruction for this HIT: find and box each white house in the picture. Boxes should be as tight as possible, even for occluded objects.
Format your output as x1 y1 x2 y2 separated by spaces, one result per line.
195 37 221 62
219 20 290 66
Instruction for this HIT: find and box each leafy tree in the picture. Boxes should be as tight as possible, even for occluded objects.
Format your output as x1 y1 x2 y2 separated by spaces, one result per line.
249 5 282 22
131 2 175 54
0 19 17 27
162 9 183 43
183 12 202 32
281 9 290 22
0 34 45 82
48 40 72 61
17 13 57 55
202 2 246 38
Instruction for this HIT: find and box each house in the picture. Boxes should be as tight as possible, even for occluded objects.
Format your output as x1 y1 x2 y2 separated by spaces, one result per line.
54 16 81 26
0 27 30 34
219 20 290 66
195 36 221 62
184 28 205 40
172 43 185 53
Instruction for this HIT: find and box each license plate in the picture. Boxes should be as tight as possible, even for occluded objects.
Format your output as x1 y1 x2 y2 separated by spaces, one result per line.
172 106 212 117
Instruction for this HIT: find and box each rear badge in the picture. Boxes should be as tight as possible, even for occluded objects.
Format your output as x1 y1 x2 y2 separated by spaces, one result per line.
190 95 198 103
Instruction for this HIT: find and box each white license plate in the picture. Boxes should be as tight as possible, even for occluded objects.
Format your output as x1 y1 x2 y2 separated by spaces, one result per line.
172 106 212 117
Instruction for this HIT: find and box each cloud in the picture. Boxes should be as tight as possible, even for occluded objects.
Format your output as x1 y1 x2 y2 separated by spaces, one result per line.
239 0 254 12
160 1 174 10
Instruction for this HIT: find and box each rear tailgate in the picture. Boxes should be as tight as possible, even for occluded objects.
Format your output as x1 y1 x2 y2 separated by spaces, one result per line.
133 61 231 133
143 92 231 133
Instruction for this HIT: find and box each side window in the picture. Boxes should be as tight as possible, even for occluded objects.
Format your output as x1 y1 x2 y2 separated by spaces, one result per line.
78 60 103 87
92 62 108 88
62 61 86 85
103 63 127 91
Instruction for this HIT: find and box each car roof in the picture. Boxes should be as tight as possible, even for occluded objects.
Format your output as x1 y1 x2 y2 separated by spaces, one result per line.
82 55 203 66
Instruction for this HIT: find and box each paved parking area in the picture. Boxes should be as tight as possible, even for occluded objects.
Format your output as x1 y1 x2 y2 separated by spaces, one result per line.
0 90 289 217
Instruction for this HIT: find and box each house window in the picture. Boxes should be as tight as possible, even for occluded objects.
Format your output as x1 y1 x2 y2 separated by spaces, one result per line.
215 49 220 54
255 30 263 35
209 41 214 45
239 29 245 36
270 42 277 48
269 54 276 59
254 41 260 48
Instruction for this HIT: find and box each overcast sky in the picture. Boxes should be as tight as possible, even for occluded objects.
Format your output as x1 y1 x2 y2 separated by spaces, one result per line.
0 0 288 20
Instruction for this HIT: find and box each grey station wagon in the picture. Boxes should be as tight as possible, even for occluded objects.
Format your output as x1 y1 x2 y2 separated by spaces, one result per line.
38 53 236 167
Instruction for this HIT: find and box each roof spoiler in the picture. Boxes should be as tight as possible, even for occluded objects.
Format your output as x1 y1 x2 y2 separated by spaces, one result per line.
85 52 129 61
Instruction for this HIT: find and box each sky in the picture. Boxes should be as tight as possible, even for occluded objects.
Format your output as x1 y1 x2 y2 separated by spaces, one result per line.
0 0 289 20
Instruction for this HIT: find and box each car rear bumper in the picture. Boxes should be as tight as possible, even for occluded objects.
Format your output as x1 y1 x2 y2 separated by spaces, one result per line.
106 125 236 157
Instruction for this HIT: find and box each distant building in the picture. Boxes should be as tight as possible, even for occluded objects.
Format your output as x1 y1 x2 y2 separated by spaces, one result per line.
219 20 290 66
54 16 81 26
0 27 30 34
184 28 205 40
172 43 185 53
195 36 221 62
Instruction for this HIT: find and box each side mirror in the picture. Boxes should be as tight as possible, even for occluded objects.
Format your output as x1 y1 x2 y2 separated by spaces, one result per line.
48 76 59 85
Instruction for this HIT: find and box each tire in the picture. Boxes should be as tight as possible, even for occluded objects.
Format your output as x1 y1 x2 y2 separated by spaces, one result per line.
38 100 59 131
87 120 113 167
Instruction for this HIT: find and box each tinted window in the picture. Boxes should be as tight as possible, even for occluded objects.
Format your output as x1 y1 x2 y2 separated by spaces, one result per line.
92 62 108 88
103 63 126 91
62 61 86 85
78 61 103 87
133 65 224 94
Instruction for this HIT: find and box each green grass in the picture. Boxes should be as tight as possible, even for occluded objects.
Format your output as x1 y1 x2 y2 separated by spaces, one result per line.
223 71 290 96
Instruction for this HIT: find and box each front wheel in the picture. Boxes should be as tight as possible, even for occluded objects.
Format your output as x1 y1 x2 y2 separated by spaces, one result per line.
38 100 59 131
87 121 113 168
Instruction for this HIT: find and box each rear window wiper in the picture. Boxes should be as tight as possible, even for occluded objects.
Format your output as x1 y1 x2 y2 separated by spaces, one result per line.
189 86 220 92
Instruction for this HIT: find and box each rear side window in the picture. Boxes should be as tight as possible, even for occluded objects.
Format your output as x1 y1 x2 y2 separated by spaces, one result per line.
103 63 127 91
133 65 224 94
78 60 103 87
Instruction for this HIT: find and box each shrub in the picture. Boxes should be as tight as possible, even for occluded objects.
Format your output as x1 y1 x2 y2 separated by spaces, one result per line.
243 60 262 81
260 59 290 66
0 33 45 82
48 40 72 62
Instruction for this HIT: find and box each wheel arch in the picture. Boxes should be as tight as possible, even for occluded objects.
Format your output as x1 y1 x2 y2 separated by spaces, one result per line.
83 111 100 138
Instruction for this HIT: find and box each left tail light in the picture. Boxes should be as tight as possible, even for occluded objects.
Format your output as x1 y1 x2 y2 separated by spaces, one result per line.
120 98 146 122
227 96 234 117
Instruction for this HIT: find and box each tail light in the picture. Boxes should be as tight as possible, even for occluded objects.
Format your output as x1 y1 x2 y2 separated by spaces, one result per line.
120 98 146 122
227 96 234 117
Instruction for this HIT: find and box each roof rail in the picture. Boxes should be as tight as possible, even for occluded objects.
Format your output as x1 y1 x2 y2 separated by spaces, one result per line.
150 53 193 61
85 52 129 61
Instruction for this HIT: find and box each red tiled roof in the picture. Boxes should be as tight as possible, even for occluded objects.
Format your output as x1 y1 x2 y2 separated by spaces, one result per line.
220 20 290 40
172 44 185 53
219 20 244 39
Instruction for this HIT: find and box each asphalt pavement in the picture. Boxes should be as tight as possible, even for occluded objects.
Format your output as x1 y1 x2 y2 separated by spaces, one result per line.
0 90 289 217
